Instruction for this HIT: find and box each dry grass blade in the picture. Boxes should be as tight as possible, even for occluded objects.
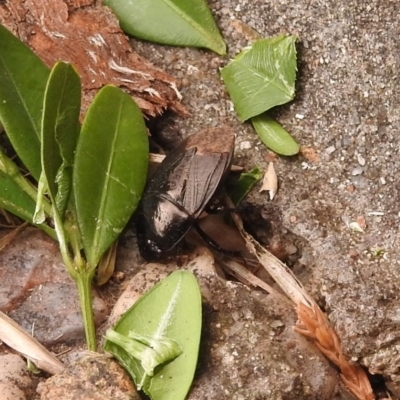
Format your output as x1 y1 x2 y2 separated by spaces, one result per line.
294 303 374 400
0 208 18 226
0 221 28 252
216 257 280 296
228 205 314 307
0 311 65 374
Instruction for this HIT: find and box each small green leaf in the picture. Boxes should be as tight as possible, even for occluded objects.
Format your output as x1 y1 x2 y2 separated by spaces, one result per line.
104 271 202 400
104 0 226 55
0 149 54 238
33 172 48 224
0 171 42 224
41 62 81 218
0 173 54 238
73 85 148 268
220 35 297 121
252 114 300 156
0 24 50 180
228 167 263 206
105 329 182 379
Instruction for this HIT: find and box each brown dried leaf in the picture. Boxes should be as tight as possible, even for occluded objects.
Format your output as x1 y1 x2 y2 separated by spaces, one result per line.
0 0 187 118
259 162 278 200
96 240 117 286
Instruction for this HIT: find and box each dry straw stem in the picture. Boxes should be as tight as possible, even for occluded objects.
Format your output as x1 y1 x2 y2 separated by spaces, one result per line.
227 201 375 400
0 311 65 374
294 303 374 400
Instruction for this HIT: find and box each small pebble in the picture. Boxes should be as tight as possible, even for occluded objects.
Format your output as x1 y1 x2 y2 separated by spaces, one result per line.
349 221 364 233
351 166 363 176
180 78 190 87
349 249 359 258
240 141 252 150
325 145 336 155
285 244 298 255
357 216 367 230
295 113 305 119
357 154 366 166
220 7 230 15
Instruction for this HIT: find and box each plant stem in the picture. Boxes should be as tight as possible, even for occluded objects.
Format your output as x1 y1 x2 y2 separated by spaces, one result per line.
75 269 97 351
35 223 56 240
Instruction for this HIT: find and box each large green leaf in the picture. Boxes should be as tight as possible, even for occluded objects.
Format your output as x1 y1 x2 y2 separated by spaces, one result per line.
41 62 81 218
252 114 300 156
104 271 202 400
103 0 226 55
73 85 148 268
0 24 50 180
220 35 297 121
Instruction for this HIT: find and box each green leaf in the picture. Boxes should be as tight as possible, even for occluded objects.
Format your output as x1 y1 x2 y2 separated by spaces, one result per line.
33 172 48 224
73 85 148 268
252 114 300 156
0 148 55 237
228 167 263 206
105 329 182 378
103 0 226 55
104 271 202 400
220 35 297 121
0 24 50 180
0 171 43 225
41 62 81 218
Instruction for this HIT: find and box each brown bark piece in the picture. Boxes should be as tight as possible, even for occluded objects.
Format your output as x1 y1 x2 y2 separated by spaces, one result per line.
0 0 187 117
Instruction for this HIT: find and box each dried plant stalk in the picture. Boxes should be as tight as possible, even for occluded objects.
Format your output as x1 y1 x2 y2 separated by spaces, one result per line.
0 222 28 252
294 303 374 400
0 311 65 375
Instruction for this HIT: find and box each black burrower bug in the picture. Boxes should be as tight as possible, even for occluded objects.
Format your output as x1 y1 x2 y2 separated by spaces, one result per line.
136 127 235 260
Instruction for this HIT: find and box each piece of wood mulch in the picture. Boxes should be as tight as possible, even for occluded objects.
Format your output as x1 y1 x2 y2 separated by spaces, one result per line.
0 0 187 117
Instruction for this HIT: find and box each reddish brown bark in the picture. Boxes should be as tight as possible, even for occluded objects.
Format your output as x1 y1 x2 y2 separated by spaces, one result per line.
0 0 187 117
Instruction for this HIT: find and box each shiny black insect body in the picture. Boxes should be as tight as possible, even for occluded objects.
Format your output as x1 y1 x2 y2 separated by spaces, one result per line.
136 127 235 260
